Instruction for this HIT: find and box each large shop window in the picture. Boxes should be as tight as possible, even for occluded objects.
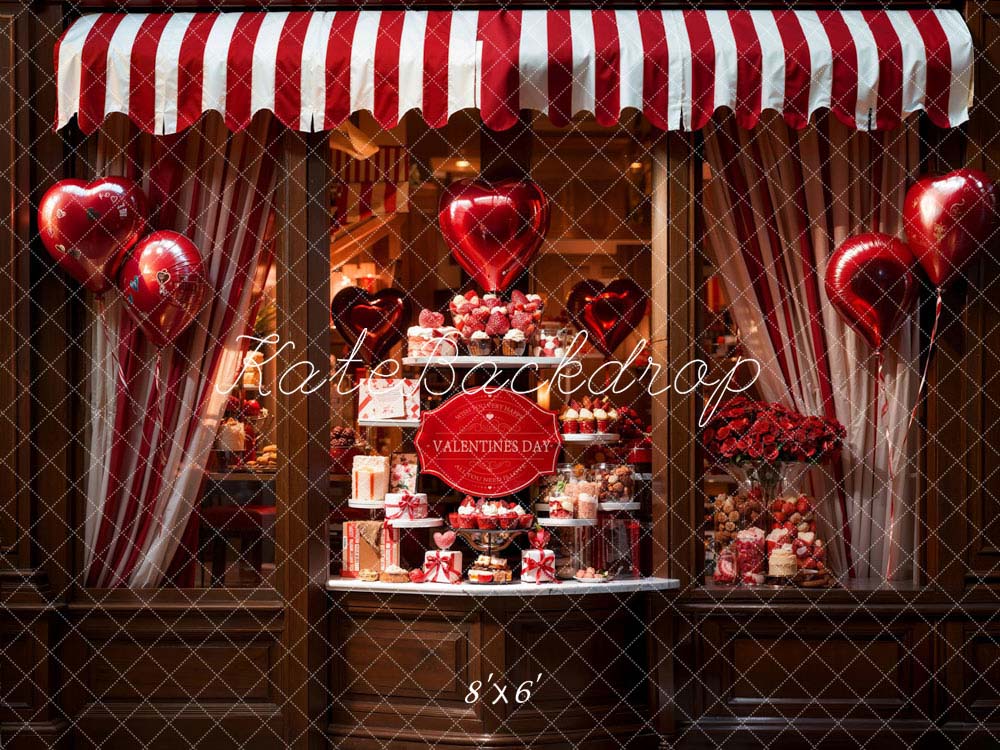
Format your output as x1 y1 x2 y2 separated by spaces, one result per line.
696 113 928 583
326 112 658 581
53 9 973 588
79 114 280 588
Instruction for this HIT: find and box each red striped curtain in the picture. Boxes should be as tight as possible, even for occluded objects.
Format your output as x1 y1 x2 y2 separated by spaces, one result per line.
702 113 920 582
84 113 278 588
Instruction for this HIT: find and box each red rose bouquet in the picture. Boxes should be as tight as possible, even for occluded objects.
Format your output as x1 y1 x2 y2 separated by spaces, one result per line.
700 397 844 467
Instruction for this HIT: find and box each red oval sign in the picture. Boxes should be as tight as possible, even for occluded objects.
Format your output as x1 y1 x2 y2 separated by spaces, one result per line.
414 389 561 497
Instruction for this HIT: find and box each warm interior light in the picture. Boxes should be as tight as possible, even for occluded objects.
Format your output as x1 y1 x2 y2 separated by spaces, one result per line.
455 158 471 169
629 161 643 171
537 379 552 411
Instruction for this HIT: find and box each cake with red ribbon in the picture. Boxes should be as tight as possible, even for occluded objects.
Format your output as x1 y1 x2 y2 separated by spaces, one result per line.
385 492 428 520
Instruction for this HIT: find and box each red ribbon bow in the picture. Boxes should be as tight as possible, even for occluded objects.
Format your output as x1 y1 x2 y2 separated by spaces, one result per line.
387 492 421 520
522 554 558 584
424 551 459 583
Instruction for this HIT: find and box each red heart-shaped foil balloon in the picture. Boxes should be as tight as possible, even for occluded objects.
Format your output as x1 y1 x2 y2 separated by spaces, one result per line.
331 286 411 365
824 233 917 351
438 179 550 293
118 231 209 348
903 169 998 289
38 177 148 293
566 279 648 356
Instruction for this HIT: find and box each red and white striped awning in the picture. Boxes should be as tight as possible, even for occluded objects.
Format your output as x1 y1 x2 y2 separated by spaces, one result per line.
55 9 973 135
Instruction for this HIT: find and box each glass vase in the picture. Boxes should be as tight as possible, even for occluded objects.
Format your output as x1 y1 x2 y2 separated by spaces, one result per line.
722 461 809 529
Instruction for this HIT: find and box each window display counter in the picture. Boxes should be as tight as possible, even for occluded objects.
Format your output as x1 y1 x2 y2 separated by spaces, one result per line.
327 575 677 596
325 577 678 749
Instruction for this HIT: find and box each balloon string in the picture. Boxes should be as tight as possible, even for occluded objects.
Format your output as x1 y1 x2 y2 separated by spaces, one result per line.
900 288 942 449
878 349 899 580
884 287 943 580
149 350 162 464
94 299 128 393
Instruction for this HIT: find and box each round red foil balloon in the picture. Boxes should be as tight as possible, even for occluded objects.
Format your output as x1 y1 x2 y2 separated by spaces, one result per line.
438 178 550 293
118 231 209 348
903 169 998 289
330 286 411 365
825 233 917 351
566 278 648 356
38 177 148 293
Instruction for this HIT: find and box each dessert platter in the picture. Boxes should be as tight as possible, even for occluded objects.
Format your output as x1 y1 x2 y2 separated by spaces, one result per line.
467 554 515 584
214 394 276 473
404 293 552 363
573 567 614 583
711 491 835 588
558 396 620 437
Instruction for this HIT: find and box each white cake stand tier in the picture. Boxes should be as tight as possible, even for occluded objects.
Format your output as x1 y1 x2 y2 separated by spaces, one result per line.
386 517 444 529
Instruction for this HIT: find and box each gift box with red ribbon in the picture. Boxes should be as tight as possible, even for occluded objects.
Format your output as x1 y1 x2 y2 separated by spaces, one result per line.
423 550 462 584
385 492 428 520
521 549 557 584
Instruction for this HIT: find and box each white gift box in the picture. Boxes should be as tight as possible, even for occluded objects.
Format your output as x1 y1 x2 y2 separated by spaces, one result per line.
521 549 556 583
423 550 462 584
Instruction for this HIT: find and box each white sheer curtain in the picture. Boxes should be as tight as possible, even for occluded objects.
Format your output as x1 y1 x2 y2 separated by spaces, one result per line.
84 114 277 588
702 113 921 582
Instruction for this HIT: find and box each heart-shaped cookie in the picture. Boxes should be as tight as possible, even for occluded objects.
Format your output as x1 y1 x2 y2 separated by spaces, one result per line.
433 530 456 550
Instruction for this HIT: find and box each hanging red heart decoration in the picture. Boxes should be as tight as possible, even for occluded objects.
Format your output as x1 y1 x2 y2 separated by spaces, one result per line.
38 177 148 294
117 231 210 348
331 286 411 364
438 178 550 293
903 169 998 289
566 279 648 356
824 233 917 351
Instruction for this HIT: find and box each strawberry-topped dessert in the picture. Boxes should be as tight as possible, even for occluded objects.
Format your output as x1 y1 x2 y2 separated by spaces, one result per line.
449 289 544 349
765 494 827 576
408 307 461 357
